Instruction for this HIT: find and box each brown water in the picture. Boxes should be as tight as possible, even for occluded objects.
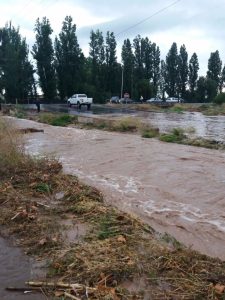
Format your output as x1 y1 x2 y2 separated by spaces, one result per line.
8 117 225 260
0 236 46 299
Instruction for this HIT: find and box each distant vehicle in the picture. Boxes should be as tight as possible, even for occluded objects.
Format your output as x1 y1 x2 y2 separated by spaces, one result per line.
166 97 184 103
110 96 119 103
146 97 163 103
67 94 93 109
119 98 133 104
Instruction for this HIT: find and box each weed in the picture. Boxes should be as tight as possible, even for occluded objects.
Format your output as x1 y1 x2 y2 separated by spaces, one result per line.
112 117 140 132
39 113 77 126
141 126 159 138
35 182 51 193
159 128 185 143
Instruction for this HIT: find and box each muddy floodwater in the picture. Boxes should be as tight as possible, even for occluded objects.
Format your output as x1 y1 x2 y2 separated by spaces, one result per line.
0 237 45 299
9 117 225 260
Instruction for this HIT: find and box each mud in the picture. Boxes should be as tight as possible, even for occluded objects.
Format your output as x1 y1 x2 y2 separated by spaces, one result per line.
8 117 225 260
0 237 46 299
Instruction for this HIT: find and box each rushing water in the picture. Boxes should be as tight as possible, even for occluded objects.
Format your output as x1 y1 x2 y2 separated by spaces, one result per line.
8 117 225 260
25 104 225 142
0 237 46 299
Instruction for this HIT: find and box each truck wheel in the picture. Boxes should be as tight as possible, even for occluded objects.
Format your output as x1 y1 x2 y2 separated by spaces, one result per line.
87 104 91 110
68 102 72 107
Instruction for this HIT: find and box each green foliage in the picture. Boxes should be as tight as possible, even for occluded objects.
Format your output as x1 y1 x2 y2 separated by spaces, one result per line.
189 53 199 94
169 105 184 113
39 113 77 126
98 213 122 240
32 17 56 101
213 92 225 105
160 128 185 143
165 42 179 97
35 182 51 193
113 117 140 132
0 23 35 102
141 127 159 138
121 38 134 96
55 16 84 100
178 45 188 98
207 50 222 90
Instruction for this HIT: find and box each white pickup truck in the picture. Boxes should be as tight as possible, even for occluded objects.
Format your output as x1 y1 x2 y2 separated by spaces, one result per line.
67 94 93 109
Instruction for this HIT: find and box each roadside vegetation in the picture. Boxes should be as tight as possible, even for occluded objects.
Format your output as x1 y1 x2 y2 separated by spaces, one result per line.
3 106 225 151
1 116 225 299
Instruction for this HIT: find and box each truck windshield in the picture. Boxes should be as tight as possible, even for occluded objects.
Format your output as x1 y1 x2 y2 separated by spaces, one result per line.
78 94 87 97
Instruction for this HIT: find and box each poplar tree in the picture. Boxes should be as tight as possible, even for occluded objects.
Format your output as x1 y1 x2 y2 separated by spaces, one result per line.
178 44 188 98
105 31 117 94
0 23 35 102
121 38 134 96
189 52 199 94
89 29 105 100
32 17 56 101
165 42 179 97
55 16 84 99
207 50 222 91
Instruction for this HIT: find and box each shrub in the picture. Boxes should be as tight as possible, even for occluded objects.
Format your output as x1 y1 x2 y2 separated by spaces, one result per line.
112 117 140 132
0 117 28 176
39 113 77 126
213 93 225 105
141 126 159 138
159 128 185 143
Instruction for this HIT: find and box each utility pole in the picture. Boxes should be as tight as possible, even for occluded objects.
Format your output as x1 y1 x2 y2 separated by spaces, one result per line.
120 65 124 99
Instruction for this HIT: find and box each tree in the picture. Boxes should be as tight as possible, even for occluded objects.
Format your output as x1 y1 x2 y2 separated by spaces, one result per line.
105 31 117 94
159 60 166 99
89 29 105 101
189 52 199 94
207 50 222 92
165 42 179 97
0 23 35 102
133 35 143 81
121 38 134 97
151 43 160 92
178 44 188 98
55 16 84 100
214 92 225 105
32 17 56 101
196 76 206 102
196 76 217 102
219 65 225 93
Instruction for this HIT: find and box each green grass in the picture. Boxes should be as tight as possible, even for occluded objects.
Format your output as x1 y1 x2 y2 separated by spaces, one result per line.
141 127 159 138
35 182 51 193
39 113 77 126
159 128 185 143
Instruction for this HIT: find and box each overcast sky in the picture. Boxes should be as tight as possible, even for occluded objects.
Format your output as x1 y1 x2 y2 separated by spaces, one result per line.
1 0 225 75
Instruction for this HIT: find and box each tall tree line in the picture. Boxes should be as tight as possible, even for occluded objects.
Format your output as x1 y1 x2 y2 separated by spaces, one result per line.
0 16 225 103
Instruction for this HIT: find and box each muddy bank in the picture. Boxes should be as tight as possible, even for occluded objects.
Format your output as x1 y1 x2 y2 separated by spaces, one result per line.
0 237 45 299
8 117 225 260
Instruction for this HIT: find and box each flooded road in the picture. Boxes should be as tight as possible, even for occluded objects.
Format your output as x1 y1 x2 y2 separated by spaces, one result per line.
0 237 45 299
9 117 225 260
25 104 225 141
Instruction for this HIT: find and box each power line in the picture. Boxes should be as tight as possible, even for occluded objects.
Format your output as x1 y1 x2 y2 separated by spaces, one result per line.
115 0 182 38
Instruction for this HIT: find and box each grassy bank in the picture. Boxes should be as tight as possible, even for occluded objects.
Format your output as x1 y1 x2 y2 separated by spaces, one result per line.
107 102 225 115
1 118 225 299
4 106 225 151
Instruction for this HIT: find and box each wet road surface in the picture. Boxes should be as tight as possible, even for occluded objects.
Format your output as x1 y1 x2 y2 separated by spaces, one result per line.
9 117 225 260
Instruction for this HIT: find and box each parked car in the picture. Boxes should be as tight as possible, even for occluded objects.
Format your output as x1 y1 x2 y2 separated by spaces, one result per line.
110 96 119 103
146 97 163 103
166 97 184 103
